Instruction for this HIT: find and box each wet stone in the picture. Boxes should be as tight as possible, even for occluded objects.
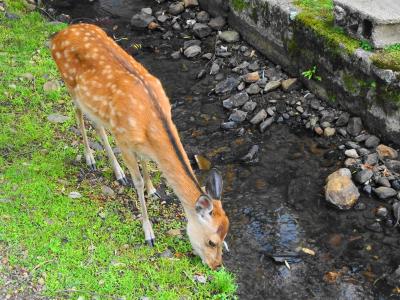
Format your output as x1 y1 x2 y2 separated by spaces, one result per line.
385 160 400 173
229 110 247 123
364 153 378 165
374 187 397 199
219 30 240 43
210 62 220 75
358 148 370 156
344 158 359 167
336 112 350 126
346 117 363 136
337 128 347 137
246 83 261 95
208 16 226 30
168 2 184 15
171 50 181 59
365 222 383 233
363 184 372 195
221 121 237 130
223 92 249 109
376 206 389 218
354 169 373 184
248 61 260 71
250 109 267 125
345 141 360 149
391 179 400 190
130 12 155 28
376 177 391 187
183 45 201 58
365 135 380 148
354 133 370 143
264 80 281 92
345 149 359 158
242 100 257 112
215 77 240 94
259 117 274 132
320 111 335 123
192 23 212 38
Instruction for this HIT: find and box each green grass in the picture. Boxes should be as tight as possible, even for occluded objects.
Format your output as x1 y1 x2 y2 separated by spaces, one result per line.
0 1 236 298
295 0 400 70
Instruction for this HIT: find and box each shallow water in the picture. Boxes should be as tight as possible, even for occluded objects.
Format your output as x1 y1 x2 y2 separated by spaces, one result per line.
44 1 400 298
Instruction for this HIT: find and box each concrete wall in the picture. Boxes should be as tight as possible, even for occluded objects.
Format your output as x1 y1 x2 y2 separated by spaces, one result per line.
199 0 400 143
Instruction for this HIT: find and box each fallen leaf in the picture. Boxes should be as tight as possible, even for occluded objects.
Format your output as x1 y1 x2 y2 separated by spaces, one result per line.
323 271 340 283
301 247 316 256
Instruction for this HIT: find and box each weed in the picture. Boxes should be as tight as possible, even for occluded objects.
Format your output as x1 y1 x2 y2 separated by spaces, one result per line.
302 66 322 81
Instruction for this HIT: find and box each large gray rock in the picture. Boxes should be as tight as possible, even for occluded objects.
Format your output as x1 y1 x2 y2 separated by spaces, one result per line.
219 30 240 43
184 45 202 58
208 16 226 30
346 117 363 136
364 135 380 148
193 23 212 38
353 169 373 184
215 77 240 94
169 2 184 15
131 12 155 28
325 168 360 210
384 160 400 173
374 186 397 199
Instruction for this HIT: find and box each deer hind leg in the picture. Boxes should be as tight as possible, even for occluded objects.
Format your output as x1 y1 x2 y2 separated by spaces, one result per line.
95 126 128 186
74 107 96 171
141 160 161 199
118 145 155 246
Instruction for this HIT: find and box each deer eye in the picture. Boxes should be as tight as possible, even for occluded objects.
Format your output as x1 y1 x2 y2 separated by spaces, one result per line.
208 240 217 248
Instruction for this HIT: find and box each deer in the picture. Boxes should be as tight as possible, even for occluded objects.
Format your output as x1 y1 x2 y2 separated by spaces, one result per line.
50 24 229 269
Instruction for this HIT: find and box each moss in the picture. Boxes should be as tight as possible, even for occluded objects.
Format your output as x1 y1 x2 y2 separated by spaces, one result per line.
371 51 400 71
342 73 361 96
378 86 400 104
230 0 251 11
294 0 359 54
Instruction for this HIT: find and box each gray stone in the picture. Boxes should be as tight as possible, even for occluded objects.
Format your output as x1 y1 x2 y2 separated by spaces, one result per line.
229 110 247 123
172 22 182 30
196 11 210 23
260 117 274 132
354 133 370 143
131 12 155 28
184 45 202 58
246 83 261 95
250 109 267 125
358 148 370 156
365 135 380 148
159 248 174 258
346 117 363 136
101 185 115 197
354 169 373 184
169 2 184 15
193 23 212 38
336 112 350 127
157 14 169 23
364 153 379 165
281 78 299 91
183 39 202 50
208 16 226 30
324 127 336 137
321 121 331 129
345 141 360 149
264 80 281 92
266 107 275 117
209 62 220 76
215 77 240 94
222 92 249 109
376 177 391 188
345 149 359 158
248 61 260 71
385 160 400 173
184 0 199 8
320 111 335 123
296 106 304 114
47 113 68 123
219 30 240 43
171 51 181 59
141 7 152 15
69 191 82 199
333 0 400 48
374 186 397 199
221 121 237 129
242 101 257 112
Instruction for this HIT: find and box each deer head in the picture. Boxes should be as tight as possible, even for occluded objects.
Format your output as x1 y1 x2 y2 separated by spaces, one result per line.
186 169 229 269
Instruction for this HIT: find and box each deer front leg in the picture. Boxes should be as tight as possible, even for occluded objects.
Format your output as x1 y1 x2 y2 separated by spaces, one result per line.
74 107 96 171
95 126 128 186
119 146 155 246
141 160 161 199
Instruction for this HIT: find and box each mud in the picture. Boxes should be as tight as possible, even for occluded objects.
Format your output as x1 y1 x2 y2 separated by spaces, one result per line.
42 1 400 299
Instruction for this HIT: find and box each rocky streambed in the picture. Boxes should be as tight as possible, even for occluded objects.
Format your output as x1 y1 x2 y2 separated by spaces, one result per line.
39 0 400 298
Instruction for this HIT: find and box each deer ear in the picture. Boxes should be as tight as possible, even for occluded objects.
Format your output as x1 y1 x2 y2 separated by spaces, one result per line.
205 168 223 200
195 195 213 217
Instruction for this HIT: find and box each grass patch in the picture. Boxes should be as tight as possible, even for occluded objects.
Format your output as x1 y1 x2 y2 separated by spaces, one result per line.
0 1 236 298
295 0 400 70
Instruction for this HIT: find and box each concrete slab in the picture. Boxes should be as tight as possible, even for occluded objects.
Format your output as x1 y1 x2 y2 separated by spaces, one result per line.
333 0 400 48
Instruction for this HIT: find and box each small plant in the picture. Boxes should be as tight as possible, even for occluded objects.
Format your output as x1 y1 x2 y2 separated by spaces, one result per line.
359 40 373 51
385 43 400 52
302 65 322 81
